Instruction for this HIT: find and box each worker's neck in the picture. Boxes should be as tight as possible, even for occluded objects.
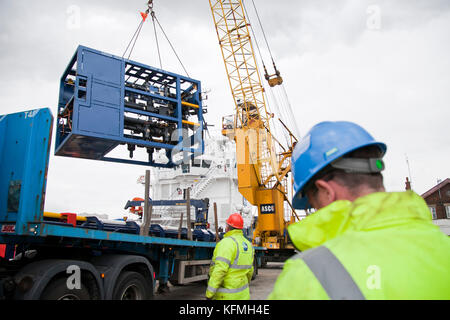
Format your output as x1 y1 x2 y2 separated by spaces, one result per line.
344 186 386 202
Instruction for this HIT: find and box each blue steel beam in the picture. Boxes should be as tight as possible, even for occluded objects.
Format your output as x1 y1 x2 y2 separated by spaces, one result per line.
38 223 217 249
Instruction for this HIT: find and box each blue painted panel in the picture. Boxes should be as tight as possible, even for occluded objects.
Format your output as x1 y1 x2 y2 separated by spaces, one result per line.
0 109 53 235
78 104 121 136
80 49 122 85
91 82 121 107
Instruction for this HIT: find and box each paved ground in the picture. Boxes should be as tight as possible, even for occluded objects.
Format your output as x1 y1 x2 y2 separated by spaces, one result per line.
154 262 284 300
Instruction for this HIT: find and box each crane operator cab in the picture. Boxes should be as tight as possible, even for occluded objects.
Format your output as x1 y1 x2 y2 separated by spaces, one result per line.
240 102 260 127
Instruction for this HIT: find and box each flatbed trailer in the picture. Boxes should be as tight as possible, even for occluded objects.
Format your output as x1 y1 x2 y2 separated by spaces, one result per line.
0 108 265 300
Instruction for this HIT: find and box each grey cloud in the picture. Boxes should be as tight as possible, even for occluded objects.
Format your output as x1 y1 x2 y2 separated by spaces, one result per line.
246 0 450 59
1 0 449 204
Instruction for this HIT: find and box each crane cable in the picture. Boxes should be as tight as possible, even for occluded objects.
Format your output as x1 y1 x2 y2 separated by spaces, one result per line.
242 1 284 146
122 0 190 78
242 1 267 72
242 0 291 148
122 18 145 61
151 11 163 70
245 0 301 140
249 0 276 65
152 14 191 78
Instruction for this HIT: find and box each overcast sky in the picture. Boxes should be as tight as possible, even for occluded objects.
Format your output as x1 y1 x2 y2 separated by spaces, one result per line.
1 0 449 218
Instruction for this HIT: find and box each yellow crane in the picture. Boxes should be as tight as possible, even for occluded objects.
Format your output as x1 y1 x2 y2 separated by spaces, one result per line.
129 0 299 259
208 0 299 258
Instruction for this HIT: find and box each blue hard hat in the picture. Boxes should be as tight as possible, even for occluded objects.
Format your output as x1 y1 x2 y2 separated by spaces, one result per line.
292 121 387 210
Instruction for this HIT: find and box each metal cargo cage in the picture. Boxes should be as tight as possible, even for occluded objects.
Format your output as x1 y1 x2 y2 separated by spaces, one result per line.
55 45 206 167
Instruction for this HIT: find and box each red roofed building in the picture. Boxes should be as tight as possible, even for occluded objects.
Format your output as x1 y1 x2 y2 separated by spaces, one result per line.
421 178 450 220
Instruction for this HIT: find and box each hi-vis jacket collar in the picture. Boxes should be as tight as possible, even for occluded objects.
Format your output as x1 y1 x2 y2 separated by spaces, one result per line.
224 229 244 238
288 191 433 252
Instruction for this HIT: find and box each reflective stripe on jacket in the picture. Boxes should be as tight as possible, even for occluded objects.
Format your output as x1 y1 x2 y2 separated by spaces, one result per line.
269 191 450 300
206 229 254 300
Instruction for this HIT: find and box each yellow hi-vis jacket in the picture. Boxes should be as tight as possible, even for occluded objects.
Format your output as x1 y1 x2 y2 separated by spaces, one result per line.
269 191 450 300
206 229 254 300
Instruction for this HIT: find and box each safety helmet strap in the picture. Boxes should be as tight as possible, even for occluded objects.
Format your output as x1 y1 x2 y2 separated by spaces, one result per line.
330 158 385 174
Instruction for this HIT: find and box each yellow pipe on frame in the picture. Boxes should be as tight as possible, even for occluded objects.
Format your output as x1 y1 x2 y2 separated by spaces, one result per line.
182 120 201 127
181 101 199 109
44 212 87 222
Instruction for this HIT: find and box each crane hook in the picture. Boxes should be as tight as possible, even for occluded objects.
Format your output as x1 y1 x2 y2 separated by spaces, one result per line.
141 0 155 21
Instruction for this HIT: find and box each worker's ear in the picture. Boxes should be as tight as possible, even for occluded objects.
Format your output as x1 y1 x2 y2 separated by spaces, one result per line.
313 179 337 208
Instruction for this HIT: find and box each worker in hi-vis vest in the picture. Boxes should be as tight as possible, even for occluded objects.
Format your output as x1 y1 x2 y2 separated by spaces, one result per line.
269 121 450 300
206 213 254 300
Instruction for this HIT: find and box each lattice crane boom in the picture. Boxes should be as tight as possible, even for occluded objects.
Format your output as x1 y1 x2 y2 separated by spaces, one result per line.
209 0 297 253
209 0 283 188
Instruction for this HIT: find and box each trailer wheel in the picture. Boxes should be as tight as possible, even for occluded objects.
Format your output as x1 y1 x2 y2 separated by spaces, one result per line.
40 277 91 300
260 256 267 268
251 258 258 281
112 271 152 300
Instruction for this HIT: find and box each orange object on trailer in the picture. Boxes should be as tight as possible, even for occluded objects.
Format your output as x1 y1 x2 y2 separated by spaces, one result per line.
129 197 145 217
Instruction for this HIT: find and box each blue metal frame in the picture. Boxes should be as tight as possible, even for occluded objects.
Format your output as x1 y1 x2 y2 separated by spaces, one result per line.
1 108 265 285
55 45 205 168
0 108 212 248
39 223 216 248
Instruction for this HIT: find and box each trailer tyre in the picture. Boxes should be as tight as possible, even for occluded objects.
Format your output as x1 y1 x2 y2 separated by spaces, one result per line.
251 258 258 281
112 271 152 300
40 277 91 300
